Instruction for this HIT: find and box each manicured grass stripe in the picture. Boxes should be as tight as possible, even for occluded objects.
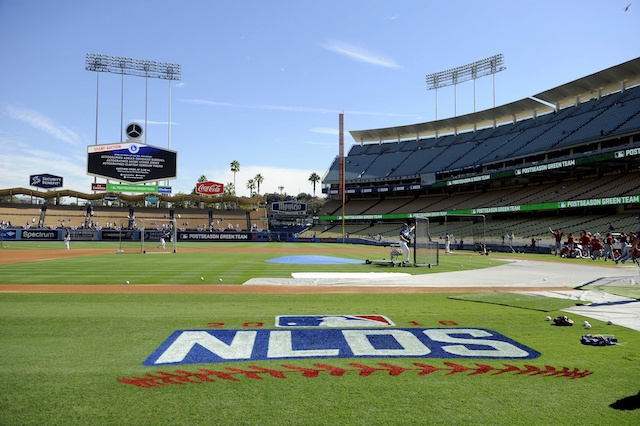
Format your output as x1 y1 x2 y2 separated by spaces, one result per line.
448 292 585 312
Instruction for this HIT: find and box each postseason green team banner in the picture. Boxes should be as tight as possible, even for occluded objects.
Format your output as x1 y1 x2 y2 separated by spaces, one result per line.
106 183 172 194
319 195 640 222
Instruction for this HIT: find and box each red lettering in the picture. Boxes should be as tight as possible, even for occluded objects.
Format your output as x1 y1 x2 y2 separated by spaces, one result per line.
243 322 263 328
439 320 458 326
206 322 224 328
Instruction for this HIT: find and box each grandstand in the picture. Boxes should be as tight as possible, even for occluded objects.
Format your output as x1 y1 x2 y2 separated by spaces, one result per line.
317 57 640 252
2 58 640 252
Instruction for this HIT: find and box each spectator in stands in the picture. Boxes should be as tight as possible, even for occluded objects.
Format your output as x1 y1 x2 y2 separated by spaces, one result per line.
549 227 564 256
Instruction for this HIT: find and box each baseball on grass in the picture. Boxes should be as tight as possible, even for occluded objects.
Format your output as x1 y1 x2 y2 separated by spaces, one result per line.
200 277 204 281
126 281 129 285
219 278 222 282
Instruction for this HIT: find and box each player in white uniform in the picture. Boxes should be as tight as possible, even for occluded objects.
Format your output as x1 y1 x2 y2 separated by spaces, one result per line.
399 223 414 264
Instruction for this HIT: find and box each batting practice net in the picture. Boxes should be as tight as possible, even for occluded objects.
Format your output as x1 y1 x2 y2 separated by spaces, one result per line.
141 218 177 253
413 217 439 267
442 214 486 253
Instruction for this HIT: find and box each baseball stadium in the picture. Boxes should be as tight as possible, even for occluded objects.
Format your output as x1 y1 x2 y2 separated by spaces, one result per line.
2 57 640 425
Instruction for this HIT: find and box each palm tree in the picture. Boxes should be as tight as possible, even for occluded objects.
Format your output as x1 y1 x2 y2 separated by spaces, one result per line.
308 172 321 214
246 178 256 197
192 174 208 194
223 182 234 196
230 160 240 194
308 172 320 198
254 173 264 195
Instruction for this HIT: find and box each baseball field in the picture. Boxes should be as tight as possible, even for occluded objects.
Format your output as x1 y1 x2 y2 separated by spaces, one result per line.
0 241 639 425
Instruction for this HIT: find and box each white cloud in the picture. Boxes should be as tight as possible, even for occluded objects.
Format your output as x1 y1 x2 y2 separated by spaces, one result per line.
3 104 81 146
0 140 91 190
131 119 179 126
320 40 401 69
180 98 415 118
310 127 339 135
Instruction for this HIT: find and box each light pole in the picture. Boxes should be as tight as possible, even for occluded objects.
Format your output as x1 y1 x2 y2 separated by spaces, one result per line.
426 54 505 121
85 53 181 148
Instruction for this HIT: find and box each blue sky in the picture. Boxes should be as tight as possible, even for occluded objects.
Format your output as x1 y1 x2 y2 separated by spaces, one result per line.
0 0 638 198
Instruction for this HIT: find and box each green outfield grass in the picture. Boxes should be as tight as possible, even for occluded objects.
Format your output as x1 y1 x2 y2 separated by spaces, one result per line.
0 242 638 425
0 242 508 284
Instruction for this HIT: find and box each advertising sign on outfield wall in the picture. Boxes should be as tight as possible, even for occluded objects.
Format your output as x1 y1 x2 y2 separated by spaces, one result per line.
87 142 177 184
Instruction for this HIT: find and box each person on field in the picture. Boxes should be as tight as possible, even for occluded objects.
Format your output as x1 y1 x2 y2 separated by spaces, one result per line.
617 232 635 263
579 231 591 258
549 226 564 256
63 229 70 250
157 232 167 250
399 222 414 264
629 216 640 276
603 233 615 261
591 236 604 260
566 232 575 250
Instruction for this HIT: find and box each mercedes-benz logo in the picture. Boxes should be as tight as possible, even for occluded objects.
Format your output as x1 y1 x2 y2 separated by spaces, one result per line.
125 122 143 140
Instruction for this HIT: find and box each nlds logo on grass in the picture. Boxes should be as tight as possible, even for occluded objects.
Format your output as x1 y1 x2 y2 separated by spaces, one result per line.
143 314 540 366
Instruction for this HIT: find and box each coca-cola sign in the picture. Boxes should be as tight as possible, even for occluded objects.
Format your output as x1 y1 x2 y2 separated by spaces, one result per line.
196 181 224 195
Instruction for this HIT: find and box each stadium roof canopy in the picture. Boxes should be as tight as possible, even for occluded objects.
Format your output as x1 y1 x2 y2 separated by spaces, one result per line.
350 57 640 144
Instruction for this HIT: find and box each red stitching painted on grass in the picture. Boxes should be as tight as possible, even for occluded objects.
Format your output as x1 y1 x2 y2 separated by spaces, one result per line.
117 362 593 388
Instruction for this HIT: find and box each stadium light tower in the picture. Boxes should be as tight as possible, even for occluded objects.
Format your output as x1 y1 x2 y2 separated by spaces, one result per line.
85 53 181 147
426 53 505 120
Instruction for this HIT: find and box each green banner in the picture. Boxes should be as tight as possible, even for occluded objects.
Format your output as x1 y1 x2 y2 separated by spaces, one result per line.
107 183 158 193
319 195 640 221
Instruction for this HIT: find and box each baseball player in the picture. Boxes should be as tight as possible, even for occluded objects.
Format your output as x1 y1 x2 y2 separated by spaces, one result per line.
157 232 166 250
399 222 415 263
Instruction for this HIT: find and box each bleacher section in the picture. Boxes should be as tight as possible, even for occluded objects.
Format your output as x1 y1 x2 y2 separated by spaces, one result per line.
315 168 640 249
325 84 640 186
0 204 267 233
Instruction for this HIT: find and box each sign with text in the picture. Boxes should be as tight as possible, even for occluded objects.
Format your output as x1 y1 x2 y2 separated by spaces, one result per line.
30 174 63 189
195 181 224 195
107 183 158 193
272 201 307 214
144 328 540 366
87 142 177 184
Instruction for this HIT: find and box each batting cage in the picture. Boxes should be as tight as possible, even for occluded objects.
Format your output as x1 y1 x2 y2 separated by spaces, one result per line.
431 214 486 254
413 217 439 267
141 218 177 253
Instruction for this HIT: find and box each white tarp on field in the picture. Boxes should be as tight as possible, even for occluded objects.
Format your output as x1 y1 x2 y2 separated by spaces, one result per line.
245 259 640 331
